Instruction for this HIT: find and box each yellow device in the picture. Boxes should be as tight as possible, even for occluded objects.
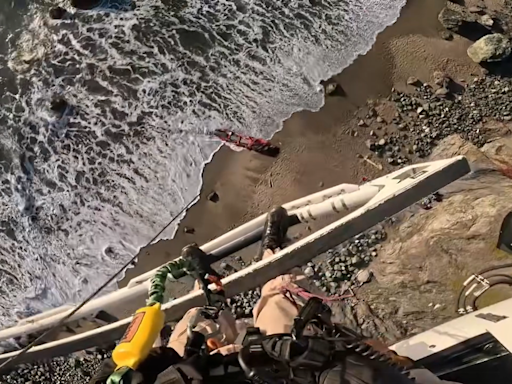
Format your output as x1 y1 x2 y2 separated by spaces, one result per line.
108 303 165 383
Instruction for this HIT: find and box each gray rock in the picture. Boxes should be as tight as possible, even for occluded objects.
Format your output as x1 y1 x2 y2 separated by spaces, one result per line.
435 87 450 98
467 34 512 63
358 119 366 127
207 191 219 202
183 226 195 234
438 8 464 32
440 30 453 41
468 5 483 13
356 269 373 285
376 116 384 123
304 266 315 277
433 71 449 87
479 14 493 27
324 82 338 95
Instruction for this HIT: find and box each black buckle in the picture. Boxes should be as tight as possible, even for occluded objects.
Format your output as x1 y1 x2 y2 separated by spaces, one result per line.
292 298 331 339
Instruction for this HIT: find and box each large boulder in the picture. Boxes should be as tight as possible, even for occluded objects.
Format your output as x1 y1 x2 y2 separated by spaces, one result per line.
467 34 512 63
438 7 491 40
438 8 466 31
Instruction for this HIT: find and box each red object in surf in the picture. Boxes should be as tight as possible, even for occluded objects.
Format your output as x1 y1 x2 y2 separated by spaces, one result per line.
213 129 280 157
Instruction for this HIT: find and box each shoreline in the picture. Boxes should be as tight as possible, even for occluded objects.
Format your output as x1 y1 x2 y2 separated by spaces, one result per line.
121 0 477 287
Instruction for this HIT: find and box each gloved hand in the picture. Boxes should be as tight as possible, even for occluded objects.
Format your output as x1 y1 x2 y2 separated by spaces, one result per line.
88 347 182 384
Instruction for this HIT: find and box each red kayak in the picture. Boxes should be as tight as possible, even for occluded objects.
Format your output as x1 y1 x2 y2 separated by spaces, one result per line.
214 129 280 157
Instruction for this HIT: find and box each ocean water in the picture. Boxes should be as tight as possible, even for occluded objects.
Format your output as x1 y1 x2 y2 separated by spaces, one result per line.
0 0 405 326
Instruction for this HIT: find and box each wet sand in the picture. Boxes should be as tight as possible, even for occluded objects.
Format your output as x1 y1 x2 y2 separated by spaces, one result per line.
121 0 480 287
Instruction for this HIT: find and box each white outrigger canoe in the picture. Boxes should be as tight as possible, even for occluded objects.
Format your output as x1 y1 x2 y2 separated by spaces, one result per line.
1 155 489 376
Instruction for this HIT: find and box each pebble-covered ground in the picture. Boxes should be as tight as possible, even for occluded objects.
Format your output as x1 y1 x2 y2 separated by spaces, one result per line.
365 75 512 165
1 351 110 384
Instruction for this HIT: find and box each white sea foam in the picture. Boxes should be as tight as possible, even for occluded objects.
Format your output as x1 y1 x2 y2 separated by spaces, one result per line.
0 0 405 326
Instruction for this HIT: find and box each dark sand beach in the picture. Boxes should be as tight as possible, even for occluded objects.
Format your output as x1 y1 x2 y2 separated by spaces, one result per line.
121 0 481 285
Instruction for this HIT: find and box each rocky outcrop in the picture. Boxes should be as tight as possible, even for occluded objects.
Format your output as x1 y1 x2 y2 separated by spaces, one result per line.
467 34 512 63
482 136 512 168
438 6 491 40
438 8 468 31
358 135 512 338
430 134 496 170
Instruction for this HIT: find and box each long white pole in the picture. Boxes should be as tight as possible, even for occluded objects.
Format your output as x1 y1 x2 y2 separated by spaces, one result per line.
0 156 470 365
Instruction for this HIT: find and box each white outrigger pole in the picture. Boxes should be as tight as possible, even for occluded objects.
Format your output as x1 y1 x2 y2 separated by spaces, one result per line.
0 156 470 365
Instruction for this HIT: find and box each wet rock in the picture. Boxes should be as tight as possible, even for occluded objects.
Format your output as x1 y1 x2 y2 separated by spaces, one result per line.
183 226 195 234
324 82 338 95
71 0 101 9
467 34 512 63
49 6 67 19
50 98 69 118
207 191 219 203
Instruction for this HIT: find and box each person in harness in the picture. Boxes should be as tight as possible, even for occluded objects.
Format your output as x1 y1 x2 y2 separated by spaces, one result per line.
90 207 459 384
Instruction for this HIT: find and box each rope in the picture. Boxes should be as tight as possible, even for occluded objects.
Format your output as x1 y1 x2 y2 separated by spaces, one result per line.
146 258 190 306
280 285 354 309
0 192 200 372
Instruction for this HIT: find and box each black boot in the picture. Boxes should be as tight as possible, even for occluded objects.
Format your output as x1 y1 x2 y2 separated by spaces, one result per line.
257 206 289 260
